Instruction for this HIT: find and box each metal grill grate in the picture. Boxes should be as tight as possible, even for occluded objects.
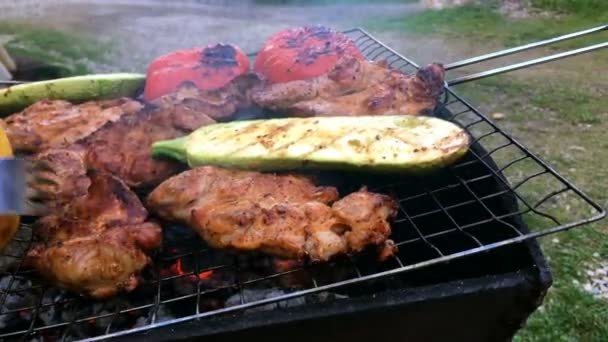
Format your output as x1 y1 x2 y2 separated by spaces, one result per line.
0 28 605 341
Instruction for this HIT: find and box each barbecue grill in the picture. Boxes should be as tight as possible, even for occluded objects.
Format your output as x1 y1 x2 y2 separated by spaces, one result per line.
0 25 606 342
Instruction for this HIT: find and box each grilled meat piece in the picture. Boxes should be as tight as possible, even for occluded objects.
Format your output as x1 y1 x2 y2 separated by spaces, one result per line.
79 103 215 187
147 166 398 261
152 72 262 121
252 55 445 117
27 104 213 200
25 172 162 299
1 98 142 153
28 74 261 200
78 74 262 185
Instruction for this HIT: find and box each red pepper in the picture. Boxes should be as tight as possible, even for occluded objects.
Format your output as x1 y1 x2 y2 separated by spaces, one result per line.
143 43 250 101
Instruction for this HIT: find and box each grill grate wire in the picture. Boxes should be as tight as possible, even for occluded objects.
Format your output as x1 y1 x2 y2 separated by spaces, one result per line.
0 27 604 341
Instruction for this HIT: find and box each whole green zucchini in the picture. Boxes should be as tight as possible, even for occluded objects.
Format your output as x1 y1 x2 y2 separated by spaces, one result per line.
152 115 471 173
0 73 145 116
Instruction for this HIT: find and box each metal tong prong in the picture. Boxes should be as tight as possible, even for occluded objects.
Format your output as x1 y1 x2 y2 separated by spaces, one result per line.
444 24 608 86
0 158 57 216
25 158 60 214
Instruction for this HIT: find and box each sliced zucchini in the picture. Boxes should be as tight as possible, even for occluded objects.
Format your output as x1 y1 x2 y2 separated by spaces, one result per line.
152 115 470 173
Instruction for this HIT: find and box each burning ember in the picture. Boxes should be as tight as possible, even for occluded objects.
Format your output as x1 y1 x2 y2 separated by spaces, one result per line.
170 258 214 282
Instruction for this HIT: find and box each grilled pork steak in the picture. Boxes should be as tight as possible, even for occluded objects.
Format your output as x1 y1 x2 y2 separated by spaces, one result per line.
147 166 398 262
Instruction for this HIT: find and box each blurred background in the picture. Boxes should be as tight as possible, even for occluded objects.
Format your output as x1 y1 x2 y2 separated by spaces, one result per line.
0 0 606 340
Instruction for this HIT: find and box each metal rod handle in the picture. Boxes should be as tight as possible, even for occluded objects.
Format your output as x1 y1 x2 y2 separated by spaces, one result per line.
445 24 607 86
447 42 608 86
0 80 26 86
445 24 607 70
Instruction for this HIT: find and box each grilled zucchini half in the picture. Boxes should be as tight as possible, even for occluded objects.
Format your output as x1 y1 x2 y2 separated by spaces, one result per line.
0 73 145 116
152 115 470 173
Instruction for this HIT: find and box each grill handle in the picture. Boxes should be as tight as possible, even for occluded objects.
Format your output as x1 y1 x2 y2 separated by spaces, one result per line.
445 24 607 86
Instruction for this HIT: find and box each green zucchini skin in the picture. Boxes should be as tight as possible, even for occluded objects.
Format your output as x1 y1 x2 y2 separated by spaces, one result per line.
152 115 471 173
0 73 145 116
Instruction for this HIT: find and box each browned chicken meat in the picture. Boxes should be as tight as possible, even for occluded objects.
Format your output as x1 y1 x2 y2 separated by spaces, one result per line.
152 72 262 121
1 98 143 153
27 104 212 203
252 55 445 117
27 74 261 202
147 166 398 262
25 172 162 299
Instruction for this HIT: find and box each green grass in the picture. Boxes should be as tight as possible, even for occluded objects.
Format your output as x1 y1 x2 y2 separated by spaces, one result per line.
515 212 608 342
529 84 603 124
516 273 608 342
456 76 606 125
514 219 608 342
452 50 608 342
0 22 109 78
365 2 608 340
531 0 608 15
368 3 608 48
457 73 608 342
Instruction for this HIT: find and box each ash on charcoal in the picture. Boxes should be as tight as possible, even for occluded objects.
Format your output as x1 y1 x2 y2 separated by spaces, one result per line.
52 296 145 340
225 289 348 313
225 289 305 312
63 298 134 330
37 287 70 326
133 305 176 328
0 275 36 329
310 291 349 303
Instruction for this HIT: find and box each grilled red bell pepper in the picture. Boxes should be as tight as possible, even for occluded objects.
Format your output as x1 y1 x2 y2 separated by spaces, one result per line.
143 44 250 101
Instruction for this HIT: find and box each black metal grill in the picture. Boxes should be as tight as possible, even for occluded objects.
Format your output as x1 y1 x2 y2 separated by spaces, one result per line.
0 27 605 342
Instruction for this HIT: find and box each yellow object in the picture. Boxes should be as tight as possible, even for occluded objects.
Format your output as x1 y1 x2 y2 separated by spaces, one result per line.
0 125 19 251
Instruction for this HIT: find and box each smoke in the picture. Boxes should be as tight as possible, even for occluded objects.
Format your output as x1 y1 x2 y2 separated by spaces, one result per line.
0 0 421 73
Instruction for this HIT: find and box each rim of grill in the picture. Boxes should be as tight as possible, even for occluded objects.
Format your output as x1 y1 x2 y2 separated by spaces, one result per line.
0 27 604 341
